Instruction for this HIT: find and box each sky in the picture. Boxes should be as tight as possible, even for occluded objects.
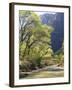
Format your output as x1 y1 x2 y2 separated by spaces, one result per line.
34 11 56 16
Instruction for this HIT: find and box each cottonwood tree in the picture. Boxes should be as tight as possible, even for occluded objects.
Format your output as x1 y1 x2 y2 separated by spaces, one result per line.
19 11 54 70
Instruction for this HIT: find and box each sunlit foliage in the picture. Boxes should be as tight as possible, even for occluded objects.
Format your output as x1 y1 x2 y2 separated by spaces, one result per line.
19 11 64 72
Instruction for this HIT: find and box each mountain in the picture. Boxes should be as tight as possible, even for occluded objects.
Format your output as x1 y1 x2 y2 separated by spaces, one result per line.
40 13 64 52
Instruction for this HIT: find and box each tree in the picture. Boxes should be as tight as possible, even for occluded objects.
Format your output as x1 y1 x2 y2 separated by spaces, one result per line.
19 11 54 71
53 41 64 66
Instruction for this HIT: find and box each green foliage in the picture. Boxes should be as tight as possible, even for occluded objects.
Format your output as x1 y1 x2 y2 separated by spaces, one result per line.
53 41 64 66
19 10 64 72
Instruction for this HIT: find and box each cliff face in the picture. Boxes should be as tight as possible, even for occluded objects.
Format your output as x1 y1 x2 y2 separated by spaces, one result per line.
40 13 64 52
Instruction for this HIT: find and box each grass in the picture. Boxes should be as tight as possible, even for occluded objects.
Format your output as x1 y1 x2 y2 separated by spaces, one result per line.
20 70 64 79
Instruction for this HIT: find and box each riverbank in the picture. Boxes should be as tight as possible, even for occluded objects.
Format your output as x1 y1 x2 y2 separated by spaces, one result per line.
19 65 64 79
